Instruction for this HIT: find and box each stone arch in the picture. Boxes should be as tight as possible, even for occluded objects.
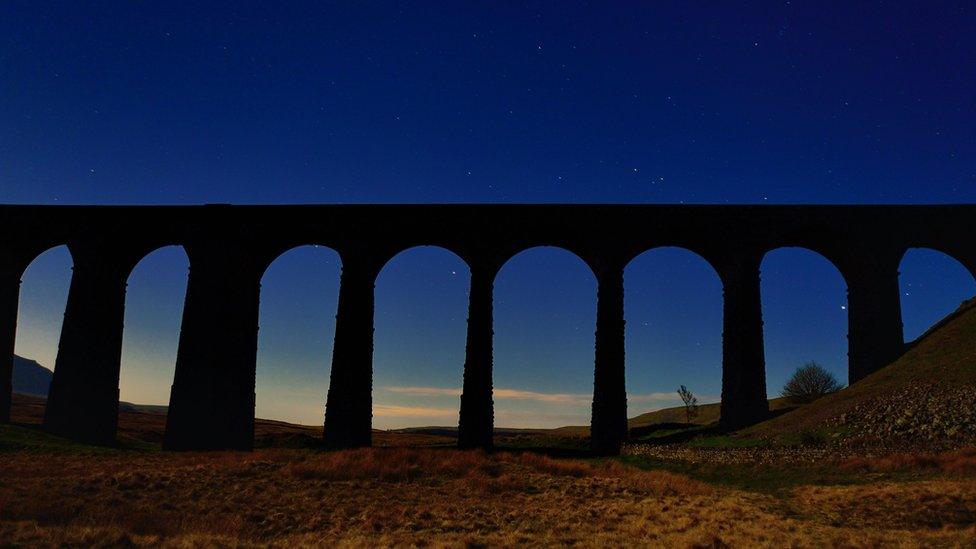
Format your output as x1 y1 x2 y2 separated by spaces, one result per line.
118 245 190 421
897 247 976 342
256 244 342 429
623 245 724 282
12 245 74 403
760 246 850 390
372 245 471 430
256 242 344 282
496 244 597 283
42 238 176 444
15 242 75 278
623 246 724 425
378 243 472 276
119 241 187 281
492 246 597 429
0 243 73 423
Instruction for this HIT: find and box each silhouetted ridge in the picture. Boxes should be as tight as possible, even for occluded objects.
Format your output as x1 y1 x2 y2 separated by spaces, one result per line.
12 355 53 397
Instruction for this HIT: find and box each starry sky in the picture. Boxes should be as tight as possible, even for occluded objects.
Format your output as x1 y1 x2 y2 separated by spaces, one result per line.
3 2 975 428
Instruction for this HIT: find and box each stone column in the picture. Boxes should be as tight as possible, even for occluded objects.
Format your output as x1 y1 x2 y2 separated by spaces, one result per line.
323 255 378 449
163 245 261 451
0 267 21 424
847 260 904 383
590 262 627 455
43 249 129 445
457 263 496 450
719 254 769 430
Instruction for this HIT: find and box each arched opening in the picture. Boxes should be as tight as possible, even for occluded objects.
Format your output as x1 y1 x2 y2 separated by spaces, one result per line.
372 246 470 432
256 245 341 431
624 248 723 428
13 246 72 423
493 247 596 430
118 246 189 434
761 248 849 395
899 248 976 342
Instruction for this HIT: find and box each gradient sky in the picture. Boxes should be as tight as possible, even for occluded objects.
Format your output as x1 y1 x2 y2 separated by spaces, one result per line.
4 2 975 428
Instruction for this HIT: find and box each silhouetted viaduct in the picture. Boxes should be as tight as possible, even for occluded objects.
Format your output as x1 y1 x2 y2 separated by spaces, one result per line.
1 205 974 454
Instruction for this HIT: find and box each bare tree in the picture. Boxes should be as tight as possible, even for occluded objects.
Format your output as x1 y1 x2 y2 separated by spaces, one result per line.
677 385 699 424
781 361 843 404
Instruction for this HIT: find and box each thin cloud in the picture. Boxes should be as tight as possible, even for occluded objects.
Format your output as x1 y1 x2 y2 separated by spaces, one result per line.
382 385 590 405
382 386 719 407
373 404 458 418
383 386 461 397
493 388 589 404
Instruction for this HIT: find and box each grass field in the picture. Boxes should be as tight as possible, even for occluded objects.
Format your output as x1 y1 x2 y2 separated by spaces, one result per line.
2 413 976 546
1 426 975 546
3 299 975 545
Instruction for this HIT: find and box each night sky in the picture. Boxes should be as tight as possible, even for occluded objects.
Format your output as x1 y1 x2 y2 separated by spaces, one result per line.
4 2 975 428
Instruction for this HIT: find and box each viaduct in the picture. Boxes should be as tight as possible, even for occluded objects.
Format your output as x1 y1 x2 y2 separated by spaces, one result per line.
1 204 974 455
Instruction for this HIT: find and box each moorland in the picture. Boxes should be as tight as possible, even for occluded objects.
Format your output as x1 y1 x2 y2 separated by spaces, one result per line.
3 299 976 546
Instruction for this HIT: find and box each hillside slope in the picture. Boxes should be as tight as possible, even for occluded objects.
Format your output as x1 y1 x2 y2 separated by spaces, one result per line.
628 397 796 428
12 355 53 396
748 297 976 444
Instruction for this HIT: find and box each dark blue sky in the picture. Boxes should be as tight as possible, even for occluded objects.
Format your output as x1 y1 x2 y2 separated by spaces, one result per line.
4 2 975 426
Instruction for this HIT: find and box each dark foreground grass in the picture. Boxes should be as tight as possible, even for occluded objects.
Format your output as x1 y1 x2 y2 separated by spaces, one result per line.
0 423 123 454
2 426 976 545
616 452 939 495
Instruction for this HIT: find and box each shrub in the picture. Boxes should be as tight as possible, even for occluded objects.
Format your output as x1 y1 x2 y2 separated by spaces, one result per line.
799 429 826 446
781 362 843 404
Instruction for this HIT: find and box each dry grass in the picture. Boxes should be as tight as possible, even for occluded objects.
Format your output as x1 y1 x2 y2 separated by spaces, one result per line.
793 480 976 530
1 447 975 546
284 447 500 481
839 446 976 474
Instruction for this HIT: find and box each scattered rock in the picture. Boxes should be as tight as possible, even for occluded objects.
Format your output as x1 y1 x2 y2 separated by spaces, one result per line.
831 383 976 444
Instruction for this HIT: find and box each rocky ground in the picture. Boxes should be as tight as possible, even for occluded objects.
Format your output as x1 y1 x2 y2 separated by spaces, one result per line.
834 383 976 443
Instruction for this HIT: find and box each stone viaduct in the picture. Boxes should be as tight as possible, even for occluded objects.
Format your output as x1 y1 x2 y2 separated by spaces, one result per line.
1 204 974 455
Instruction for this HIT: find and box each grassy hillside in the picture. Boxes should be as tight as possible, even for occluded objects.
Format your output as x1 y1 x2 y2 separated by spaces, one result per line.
628 397 796 428
747 297 976 444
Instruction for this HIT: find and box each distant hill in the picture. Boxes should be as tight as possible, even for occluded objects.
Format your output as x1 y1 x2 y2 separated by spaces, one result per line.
392 426 565 437
389 398 800 439
747 297 976 444
12 355 53 397
118 402 169 414
11 355 167 415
